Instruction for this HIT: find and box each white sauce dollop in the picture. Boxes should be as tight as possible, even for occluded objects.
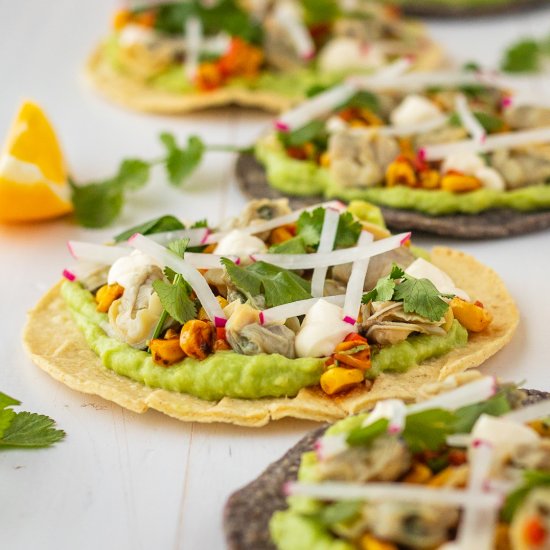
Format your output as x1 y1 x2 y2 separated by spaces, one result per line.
108 250 161 289
390 95 442 127
214 229 267 257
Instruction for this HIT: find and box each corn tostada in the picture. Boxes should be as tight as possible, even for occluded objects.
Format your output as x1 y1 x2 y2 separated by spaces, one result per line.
395 0 546 17
239 70 550 237
225 374 550 549
24 200 517 426
85 0 443 114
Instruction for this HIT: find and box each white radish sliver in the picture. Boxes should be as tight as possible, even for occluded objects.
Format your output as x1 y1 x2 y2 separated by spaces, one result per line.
343 231 373 322
260 295 346 325
455 94 486 144
253 232 410 270
275 83 358 132
184 16 202 82
421 126 550 161
148 227 211 247
207 200 346 243
286 481 501 508
129 234 226 325
446 434 471 447
68 241 129 264
348 114 448 138
408 376 497 414
311 208 340 298
273 3 315 60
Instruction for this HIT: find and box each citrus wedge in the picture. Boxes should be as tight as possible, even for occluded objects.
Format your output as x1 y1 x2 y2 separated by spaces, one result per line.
0 101 73 223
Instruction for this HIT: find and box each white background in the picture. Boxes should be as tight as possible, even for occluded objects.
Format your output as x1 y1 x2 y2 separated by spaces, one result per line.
1 2 550 549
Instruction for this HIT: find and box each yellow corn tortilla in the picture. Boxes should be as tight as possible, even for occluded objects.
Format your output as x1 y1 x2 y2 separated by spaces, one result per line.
84 31 445 115
23 246 518 427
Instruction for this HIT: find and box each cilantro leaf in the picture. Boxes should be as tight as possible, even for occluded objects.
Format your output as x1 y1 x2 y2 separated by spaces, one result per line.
222 259 311 307
501 38 540 73
453 391 512 433
297 208 361 250
152 279 196 325
390 265 405 279
338 90 380 114
362 264 403 304
0 392 20 409
0 409 16 439
316 501 361 527
0 412 66 449
502 470 550 522
160 133 206 186
115 159 150 190
449 111 504 133
279 120 328 148
346 418 390 447
168 238 190 258
402 408 457 453
393 277 449 322
269 236 307 254
70 178 125 228
114 215 185 243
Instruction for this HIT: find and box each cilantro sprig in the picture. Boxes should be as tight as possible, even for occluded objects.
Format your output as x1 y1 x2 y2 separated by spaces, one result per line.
151 239 197 340
501 34 550 73
70 133 248 228
0 392 65 449
502 470 550 521
362 264 450 322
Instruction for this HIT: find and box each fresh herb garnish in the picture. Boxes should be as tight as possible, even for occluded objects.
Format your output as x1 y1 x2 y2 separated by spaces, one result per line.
221 259 311 308
314 500 362 527
453 390 512 433
362 264 450 322
338 90 380 114
269 236 308 254
0 392 65 449
501 36 550 73
297 208 362 250
346 418 390 446
502 470 550 521
278 120 328 148
449 111 504 133
151 239 196 338
71 133 247 228
114 215 185 243
402 408 456 453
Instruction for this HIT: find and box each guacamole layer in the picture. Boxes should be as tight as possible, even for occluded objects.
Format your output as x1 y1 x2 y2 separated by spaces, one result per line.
256 137 550 215
62 281 468 401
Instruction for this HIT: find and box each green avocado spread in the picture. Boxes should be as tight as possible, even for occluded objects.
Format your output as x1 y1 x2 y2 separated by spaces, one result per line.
62 281 467 401
256 136 550 215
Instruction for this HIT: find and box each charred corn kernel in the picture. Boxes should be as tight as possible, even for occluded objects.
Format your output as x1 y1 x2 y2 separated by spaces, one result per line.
214 339 232 352
134 11 156 27
320 367 364 395
320 152 331 167
451 297 492 332
203 243 217 254
443 306 454 332
358 108 383 126
360 533 398 550
403 463 433 484
164 328 181 340
440 172 482 193
398 137 415 157
494 523 511 550
386 158 417 187
427 466 466 487
528 419 550 437
419 169 440 189
180 320 215 360
112 9 131 30
150 338 186 367
199 296 228 320
95 283 124 313
196 62 224 91
269 226 294 245
303 142 315 159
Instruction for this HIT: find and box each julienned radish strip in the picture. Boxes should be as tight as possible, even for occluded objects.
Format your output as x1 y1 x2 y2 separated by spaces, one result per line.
408 376 497 414
62 261 106 283
273 3 314 61
275 82 359 132
260 295 346 325
68 241 128 264
348 114 448 139
148 227 211 247
455 94 486 144
343 231 374 323
502 399 550 424
452 441 497 550
274 58 411 132
420 126 550 161
503 93 550 110
252 232 410 269
184 16 202 81
128 234 226 326
311 208 340 298
285 481 501 508
206 200 346 243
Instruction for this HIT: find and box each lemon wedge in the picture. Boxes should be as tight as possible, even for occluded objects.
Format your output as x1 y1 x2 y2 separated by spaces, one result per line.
0 101 73 223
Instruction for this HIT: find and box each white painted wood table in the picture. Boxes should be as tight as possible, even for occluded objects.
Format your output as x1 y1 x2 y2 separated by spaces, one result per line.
1 2 550 549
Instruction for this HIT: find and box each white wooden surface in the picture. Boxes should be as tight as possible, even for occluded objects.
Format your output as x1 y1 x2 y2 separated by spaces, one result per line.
1 2 550 549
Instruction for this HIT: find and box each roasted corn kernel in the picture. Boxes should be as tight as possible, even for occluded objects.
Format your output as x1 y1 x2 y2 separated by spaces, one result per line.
440 172 482 193
320 367 364 395
386 157 417 187
150 338 186 367
360 533 398 550
95 283 124 313
180 320 215 360
451 297 492 332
